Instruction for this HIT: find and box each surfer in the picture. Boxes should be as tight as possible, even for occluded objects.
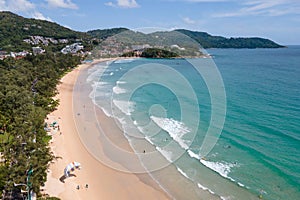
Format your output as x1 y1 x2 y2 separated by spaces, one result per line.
223 145 231 149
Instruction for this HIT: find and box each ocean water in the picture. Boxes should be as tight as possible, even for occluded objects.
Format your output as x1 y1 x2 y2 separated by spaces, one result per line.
87 46 300 200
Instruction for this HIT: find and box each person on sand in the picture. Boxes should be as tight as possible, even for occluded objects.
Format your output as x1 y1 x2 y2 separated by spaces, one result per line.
85 184 88 189
76 185 80 190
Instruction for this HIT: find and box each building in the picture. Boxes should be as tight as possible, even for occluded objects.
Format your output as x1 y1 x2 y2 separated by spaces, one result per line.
32 47 45 55
61 43 84 54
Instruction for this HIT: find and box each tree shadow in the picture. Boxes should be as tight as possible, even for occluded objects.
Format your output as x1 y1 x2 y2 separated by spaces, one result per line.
59 174 76 183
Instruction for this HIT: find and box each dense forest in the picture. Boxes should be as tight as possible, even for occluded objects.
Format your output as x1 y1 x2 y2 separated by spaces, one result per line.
141 48 179 58
175 29 285 48
122 48 179 58
87 28 129 40
0 53 81 199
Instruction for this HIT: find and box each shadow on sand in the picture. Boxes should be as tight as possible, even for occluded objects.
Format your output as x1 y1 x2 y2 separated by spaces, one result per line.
59 174 76 183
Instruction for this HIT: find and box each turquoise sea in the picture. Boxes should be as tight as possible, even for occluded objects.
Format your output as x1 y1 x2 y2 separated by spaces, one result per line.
87 46 300 199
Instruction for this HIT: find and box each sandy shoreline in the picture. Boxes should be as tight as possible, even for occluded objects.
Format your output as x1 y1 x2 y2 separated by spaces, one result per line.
42 59 170 200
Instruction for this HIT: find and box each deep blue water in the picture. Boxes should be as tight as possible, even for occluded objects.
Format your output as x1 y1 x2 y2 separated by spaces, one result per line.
205 46 300 199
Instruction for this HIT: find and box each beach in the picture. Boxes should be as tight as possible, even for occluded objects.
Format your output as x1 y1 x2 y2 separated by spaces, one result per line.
39 53 295 200
42 59 170 200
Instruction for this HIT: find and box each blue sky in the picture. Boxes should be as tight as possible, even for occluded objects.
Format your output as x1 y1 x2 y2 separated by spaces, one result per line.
1 0 300 44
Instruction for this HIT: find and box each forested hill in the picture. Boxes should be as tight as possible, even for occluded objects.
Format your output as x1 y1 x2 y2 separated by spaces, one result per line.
87 28 130 40
176 29 284 48
0 11 284 52
87 28 284 49
0 11 88 51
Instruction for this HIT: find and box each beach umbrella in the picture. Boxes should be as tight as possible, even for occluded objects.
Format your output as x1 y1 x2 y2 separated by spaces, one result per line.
64 162 81 177
64 162 75 177
64 167 70 177
73 161 81 169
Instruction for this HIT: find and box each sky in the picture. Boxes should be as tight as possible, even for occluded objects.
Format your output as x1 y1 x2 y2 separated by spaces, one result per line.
0 0 300 44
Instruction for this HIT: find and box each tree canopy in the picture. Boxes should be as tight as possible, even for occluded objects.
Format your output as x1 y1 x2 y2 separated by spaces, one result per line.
0 53 81 198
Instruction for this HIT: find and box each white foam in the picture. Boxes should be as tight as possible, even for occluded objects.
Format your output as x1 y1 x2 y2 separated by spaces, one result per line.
197 183 216 195
116 117 126 125
137 126 145 134
187 150 201 160
177 167 189 179
220 196 232 200
187 150 247 189
150 116 191 150
116 80 126 84
188 151 236 179
89 82 100 99
156 147 173 162
113 86 127 94
197 183 208 191
90 81 109 93
89 81 112 100
145 136 154 145
109 72 114 76
237 182 245 187
200 160 236 178
87 68 108 82
91 81 110 89
114 58 136 63
113 100 135 116
101 107 113 117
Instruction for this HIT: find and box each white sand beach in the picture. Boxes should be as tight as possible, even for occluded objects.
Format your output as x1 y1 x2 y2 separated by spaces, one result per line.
42 59 170 200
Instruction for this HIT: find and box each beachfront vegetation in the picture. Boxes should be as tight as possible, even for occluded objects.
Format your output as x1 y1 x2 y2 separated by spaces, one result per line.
141 48 179 58
0 53 81 198
122 48 179 58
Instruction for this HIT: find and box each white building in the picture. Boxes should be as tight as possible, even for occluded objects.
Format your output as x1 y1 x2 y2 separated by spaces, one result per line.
61 43 84 54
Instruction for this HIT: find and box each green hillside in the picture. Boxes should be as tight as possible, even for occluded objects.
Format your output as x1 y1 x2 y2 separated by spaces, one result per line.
0 11 284 52
0 11 88 51
87 28 284 50
87 28 129 40
176 29 285 48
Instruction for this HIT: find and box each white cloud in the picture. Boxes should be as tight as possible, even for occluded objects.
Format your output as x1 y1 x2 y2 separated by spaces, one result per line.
0 0 35 12
0 0 52 21
213 0 300 17
105 0 139 8
32 11 52 21
183 17 196 24
46 0 78 9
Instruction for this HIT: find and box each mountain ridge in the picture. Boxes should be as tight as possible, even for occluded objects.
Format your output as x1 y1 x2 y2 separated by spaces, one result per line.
0 11 284 52
175 29 284 48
